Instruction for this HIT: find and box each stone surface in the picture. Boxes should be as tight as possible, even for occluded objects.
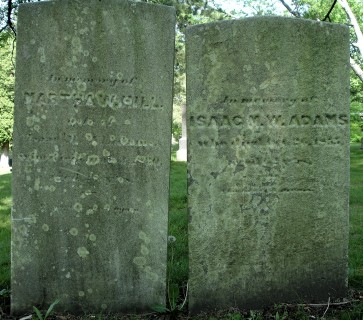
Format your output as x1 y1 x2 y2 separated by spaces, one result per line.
12 0 175 315
187 17 350 313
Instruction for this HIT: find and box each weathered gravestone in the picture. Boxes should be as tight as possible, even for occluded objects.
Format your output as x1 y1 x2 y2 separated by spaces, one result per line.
12 0 175 315
187 17 350 313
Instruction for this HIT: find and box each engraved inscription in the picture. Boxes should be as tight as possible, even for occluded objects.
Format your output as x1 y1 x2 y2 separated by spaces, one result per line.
189 96 349 218
17 152 161 169
24 90 164 111
50 74 136 87
221 95 318 105
190 113 348 128
196 135 345 148
21 81 164 171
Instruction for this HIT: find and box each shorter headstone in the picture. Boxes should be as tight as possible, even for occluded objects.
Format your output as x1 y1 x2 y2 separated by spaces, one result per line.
176 104 187 161
187 17 350 313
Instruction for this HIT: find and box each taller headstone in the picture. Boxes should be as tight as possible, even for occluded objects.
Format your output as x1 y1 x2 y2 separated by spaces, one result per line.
187 17 350 313
12 0 175 315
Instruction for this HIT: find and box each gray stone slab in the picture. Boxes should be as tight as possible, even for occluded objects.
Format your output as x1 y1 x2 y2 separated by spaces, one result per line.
12 0 175 315
187 17 350 313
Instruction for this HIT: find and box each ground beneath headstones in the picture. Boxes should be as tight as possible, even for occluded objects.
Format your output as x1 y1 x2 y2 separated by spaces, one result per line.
1 289 363 319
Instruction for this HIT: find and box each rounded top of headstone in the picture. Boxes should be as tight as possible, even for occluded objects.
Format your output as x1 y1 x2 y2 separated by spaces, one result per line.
19 0 176 13
186 16 349 35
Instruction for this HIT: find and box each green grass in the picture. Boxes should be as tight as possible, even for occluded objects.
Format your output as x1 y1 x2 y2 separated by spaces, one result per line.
0 172 11 288
0 172 11 314
1 145 363 319
349 143 363 289
167 161 188 292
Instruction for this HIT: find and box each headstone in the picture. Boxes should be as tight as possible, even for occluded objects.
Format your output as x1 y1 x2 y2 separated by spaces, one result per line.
176 104 187 161
12 0 175 315
187 17 350 313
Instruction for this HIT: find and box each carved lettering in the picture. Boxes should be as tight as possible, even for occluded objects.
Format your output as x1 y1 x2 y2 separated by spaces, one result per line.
190 113 349 128
23 90 164 111
266 115 283 126
197 135 345 148
232 116 243 125
222 95 318 105
134 155 161 167
120 136 154 147
113 207 140 215
338 114 348 125
49 74 136 87
17 152 162 169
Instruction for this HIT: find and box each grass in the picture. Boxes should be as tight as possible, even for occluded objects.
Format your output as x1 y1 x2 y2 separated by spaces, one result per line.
168 160 188 292
0 173 11 287
0 172 11 314
349 143 363 289
0 144 362 319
